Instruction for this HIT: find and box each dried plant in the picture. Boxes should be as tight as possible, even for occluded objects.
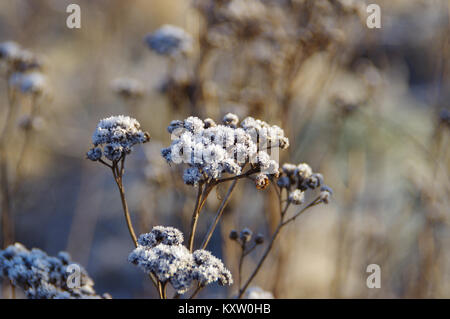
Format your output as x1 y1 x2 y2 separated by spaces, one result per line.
0 243 109 299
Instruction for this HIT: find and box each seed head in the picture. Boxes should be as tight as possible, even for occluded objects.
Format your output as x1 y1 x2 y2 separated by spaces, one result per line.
229 229 239 240
255 173 269 190
255 234 264 244
288 189 305 205
240 228 253 243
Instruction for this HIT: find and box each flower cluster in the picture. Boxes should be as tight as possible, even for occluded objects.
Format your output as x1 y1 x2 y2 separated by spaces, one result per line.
145 25 193 56
0 41 43 73
161 113 289 185
277 163 333 205
0 243 109 299
87 115 150 162
9 72 47 95
229 228 264 245
0 41 47 95
128 226 232 294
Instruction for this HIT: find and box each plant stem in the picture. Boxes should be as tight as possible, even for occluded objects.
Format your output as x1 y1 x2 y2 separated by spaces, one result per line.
113 170 138 246
12 95 39 197
238 242 246 288
188 182 212 252
237 196 322 298
0 152 12 248
110 160 159 291
1 75 16 248
201 179 238 250
188 184 204 252
189 285 203 299
158 282 164 299
237 223 282 299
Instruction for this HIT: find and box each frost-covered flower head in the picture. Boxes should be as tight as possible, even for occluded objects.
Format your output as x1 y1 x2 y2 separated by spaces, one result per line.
10 49 43 72
137 226 184 247
9 72 47 95
112 77 144 100
192 250 233 286
277 162 332 205
0 41 20 62
0 42 43 72
288 189 305 205
129 226 233 294
145 25 193 56
161 114 288 185
87 115 150 162
17 115 44 131
0 243 108 299
129 243 194 293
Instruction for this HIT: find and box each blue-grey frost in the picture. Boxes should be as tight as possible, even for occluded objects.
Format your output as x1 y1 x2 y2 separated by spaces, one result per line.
0 243 109 299
145 24 193 56
87 115 150 162
161 114 289 185
129 226 233 294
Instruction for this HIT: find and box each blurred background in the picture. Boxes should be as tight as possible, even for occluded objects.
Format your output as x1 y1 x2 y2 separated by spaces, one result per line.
0 0 449 298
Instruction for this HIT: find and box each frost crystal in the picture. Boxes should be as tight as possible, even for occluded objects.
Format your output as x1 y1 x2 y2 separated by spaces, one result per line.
0 243 108 299
129 244 194 294
137 226 184 247
162 114 288 185
192 250 233 286
87 115 149 162
145 25 193 56
129 226 233 294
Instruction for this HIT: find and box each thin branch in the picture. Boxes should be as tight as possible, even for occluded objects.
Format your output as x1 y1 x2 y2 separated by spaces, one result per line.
238 242 246 288
188 183 204 252
11 95 39 197
201 179 238 250
281 196 322 226
237 196 322 298
237 223 282 299
188 182 213 252
111 165 138 246
189 285 203 299
214 168 258 185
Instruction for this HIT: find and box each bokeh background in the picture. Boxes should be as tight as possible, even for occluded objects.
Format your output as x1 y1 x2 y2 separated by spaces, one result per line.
0 0 449 298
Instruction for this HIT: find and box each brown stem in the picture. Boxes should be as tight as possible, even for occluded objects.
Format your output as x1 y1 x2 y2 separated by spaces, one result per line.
161 282 168 299
189 285 203 299
12 95 39 197
201 179 238 250
112 168 138 246
108 159 159 291
237 197 322 298
188 183 212 252
237 223 282 299
158 282 164 299
214 168 257 185
238 242 246 288
1 75 16 248
188 184 203 252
